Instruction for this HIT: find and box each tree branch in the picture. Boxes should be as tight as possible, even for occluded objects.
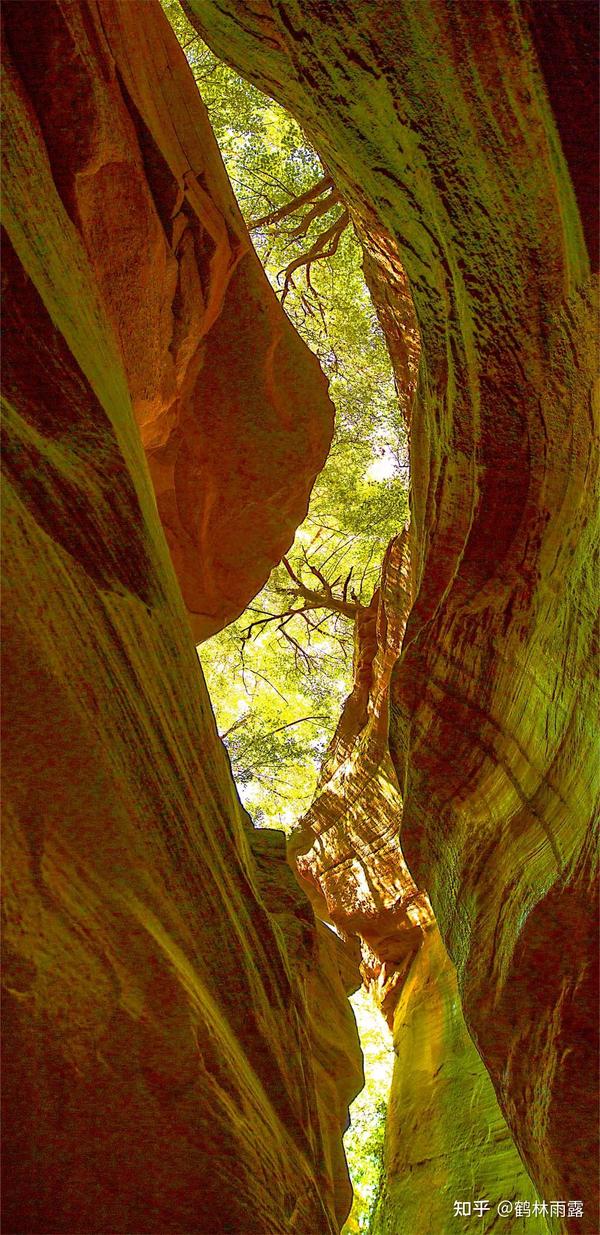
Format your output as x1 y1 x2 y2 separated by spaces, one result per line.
280 209 350 303
249 174 333 230
282 185 340 243
280 556 362 618
235 715 329 758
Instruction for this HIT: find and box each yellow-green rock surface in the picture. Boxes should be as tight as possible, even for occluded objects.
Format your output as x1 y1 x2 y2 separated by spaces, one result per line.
372 929 547 1235
187 1 599 1226
1 3 359 1231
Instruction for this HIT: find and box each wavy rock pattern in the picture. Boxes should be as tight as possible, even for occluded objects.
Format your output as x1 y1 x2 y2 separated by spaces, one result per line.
186 1 599 1227
291 536 545 1235
1 3 358 1232
3 0 333 642
290 532 434 1018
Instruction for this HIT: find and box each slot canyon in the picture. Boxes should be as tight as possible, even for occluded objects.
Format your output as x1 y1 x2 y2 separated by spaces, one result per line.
1 2 598 1234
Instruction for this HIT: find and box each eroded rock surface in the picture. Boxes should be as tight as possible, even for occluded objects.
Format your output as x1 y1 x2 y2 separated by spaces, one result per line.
291 536 545 1235
187 1 599 1226
289 532 433 1019
1 3 358 1232
372 928 544 1235
3 0 333 642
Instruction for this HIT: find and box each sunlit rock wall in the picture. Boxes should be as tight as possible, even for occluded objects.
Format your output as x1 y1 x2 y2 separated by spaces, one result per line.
3 0 333 643
372 929 545 1235
186 1 599 1227
1 3 359 1231
290 532 433 1017
291 537 545 1235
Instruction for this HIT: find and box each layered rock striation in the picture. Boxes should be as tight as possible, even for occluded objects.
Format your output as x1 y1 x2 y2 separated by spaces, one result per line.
291 534 545 1235
3 0 334 643
3 0 598 1230
289 531 433 1017
186 1 599 1227
1 3 359 1232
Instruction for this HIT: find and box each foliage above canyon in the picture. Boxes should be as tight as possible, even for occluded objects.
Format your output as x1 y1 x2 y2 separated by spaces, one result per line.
162 0 409 827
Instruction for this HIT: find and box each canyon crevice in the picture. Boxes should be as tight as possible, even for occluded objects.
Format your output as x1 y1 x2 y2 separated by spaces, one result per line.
182 1 600 1227
2 2 598 1234
290 532 547 1232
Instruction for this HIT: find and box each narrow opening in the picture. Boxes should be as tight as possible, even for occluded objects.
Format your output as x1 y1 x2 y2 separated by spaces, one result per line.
163 4 409 1227
342 988 394 1234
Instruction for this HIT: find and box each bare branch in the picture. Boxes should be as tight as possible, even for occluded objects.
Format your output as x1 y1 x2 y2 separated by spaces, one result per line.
221 711 252 740
280 209 350 304
282 185 341 243
282 556 302 585
275 551 365 621
248 668 290 704
303 551 333 595
235 715 329 758
237 162 298 201
249 175 333 231
281 628 314 672
240 610 286 641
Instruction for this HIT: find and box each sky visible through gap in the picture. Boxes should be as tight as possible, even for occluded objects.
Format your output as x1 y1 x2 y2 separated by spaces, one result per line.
163 5 402 1228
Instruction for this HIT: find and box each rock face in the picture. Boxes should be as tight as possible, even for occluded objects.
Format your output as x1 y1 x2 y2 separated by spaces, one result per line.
291 536 545 1235
4 0 598 1230
1 3 359 1232
372 929 543 1235
186 1 599 1227
289 532 433 1019
3 0 334 643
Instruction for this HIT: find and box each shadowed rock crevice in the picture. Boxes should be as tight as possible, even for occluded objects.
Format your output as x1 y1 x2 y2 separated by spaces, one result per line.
184 1 598 1227
2 1 598 1233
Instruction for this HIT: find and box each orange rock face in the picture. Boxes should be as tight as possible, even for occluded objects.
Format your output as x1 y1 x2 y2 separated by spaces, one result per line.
188 1 599 1226
1 3 358 1232
3 0 333 642
290 533 434 1021
290 536 545 1234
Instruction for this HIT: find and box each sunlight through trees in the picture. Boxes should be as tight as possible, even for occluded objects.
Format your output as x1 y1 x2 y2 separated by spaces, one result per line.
162 5 408 1228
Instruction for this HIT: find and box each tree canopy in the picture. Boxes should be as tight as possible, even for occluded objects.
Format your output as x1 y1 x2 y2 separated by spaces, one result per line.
162 0 409 831
162 7 403 1228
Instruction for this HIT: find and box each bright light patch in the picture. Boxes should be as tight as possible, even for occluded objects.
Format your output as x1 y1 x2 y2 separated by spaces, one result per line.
365 454 397 482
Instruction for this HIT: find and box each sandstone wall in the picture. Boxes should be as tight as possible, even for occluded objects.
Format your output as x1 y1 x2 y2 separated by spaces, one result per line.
291 536 547 1235
186 2 599 1226
372 928 544 1235
289 533 433 1017
3 0 334 642
1 3 360 1231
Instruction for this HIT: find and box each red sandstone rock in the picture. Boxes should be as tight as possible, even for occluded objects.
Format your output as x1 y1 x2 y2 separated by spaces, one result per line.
187 2 599 1226
289 532 434 1016
290 535 545 1233
1 3 357 1231
3 0 333 642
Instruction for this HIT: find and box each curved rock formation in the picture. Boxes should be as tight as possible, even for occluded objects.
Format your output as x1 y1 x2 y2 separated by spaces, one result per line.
186 1 599 1227
3 0 333 643
372 929 543 1235
3 0 598 1230
1 3 359 1232
289 532 433 1016
291 535 544 1235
